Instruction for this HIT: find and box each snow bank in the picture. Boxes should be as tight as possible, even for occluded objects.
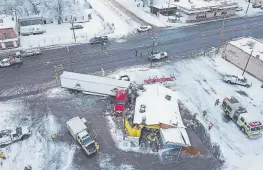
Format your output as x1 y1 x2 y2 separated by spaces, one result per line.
89 0 137 37
0 101 23 129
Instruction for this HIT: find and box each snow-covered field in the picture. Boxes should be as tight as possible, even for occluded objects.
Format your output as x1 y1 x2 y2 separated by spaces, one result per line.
0 97 76 170
108 51 263 170
20 14 107 48
19 0 139 48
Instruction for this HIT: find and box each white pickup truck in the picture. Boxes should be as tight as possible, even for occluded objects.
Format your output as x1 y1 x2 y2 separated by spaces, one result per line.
66 117 97 156
148 50 168 61
0 126 31 148
223 74 252 88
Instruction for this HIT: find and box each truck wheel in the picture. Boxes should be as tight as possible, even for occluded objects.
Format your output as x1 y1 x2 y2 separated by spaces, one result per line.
227 80 231 84
240 127 246 134
22 135 29 140
245 84 250 88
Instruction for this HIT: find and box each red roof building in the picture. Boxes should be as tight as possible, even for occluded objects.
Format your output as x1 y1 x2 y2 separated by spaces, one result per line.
0 27 19 50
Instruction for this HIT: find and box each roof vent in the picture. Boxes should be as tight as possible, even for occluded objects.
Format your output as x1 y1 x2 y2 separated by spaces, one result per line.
140 104 146 113
165 95 171 101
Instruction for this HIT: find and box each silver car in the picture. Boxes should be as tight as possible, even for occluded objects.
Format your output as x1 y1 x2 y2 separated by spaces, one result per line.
17 48 42 58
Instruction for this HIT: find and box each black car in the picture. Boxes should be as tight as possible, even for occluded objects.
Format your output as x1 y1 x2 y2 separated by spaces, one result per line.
70 25 83 30
89 36 108 44
252 4 262 8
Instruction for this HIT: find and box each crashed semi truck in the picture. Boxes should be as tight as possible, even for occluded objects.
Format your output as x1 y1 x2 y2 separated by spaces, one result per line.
60 71 131 96
66 116 97 155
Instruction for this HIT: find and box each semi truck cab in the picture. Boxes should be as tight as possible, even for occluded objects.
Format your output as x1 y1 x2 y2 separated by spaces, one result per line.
114 88 128 115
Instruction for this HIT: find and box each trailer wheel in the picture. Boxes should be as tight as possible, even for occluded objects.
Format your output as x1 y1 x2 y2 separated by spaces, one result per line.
227 80 231 84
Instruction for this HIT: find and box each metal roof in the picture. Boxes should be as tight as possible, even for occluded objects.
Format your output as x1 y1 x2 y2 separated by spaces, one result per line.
66 117 87 135
60 71 131 88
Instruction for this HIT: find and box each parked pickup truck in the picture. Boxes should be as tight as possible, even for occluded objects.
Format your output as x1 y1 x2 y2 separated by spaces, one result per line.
0 56 22 68
223 74 252 88
16 47 42 58
0 126 31 148
66 117 97 156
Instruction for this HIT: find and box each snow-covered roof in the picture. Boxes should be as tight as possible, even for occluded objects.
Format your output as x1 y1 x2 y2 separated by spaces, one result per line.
18 15 43 21
160 128 191 146
152 0 177 9
173 0 237 10
0 15 16 29
229 37 263 61
240 112 263 124
133 84 185 127
61 71 131 88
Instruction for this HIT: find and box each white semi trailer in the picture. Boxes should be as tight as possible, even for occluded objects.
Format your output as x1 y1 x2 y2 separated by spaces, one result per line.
60 71 131 96
66 117 97 156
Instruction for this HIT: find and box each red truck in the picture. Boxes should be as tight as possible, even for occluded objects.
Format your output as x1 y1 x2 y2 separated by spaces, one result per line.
114 88 128 115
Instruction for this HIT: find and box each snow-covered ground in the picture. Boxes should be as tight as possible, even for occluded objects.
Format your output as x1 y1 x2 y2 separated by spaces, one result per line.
20 14 107 48
108 50 263 170
0 98 76 170
234 0 263 16
19 0 139 48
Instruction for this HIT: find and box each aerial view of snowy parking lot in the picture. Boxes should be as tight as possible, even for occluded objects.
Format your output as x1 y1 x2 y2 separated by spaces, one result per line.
0 0 263 169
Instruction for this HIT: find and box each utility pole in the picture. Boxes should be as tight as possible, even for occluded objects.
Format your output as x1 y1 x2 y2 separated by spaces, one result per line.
246 0 251 15
150 0 153 14
242 50 253 76
71 16 76 42
150 31 157 68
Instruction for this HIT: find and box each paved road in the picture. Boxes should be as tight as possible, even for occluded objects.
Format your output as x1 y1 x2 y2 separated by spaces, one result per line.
0 15 263 93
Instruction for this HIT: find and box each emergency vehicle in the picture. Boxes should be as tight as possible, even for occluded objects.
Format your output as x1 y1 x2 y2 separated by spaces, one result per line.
114 88 128 115
222 97 263 139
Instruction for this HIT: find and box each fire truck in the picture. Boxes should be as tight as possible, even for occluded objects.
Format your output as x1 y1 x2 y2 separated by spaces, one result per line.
222 96 263 139
114 88 128 115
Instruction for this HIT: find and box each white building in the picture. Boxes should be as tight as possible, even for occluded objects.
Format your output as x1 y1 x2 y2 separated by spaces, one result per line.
173 0 238 22
134 84 191 148
224 37 263 81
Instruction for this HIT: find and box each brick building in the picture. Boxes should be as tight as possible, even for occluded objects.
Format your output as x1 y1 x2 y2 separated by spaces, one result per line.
0 27 19 49
223 37 263 81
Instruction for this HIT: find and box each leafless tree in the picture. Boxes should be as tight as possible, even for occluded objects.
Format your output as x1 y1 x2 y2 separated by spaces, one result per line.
44 0 72 24
28 0 41 15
